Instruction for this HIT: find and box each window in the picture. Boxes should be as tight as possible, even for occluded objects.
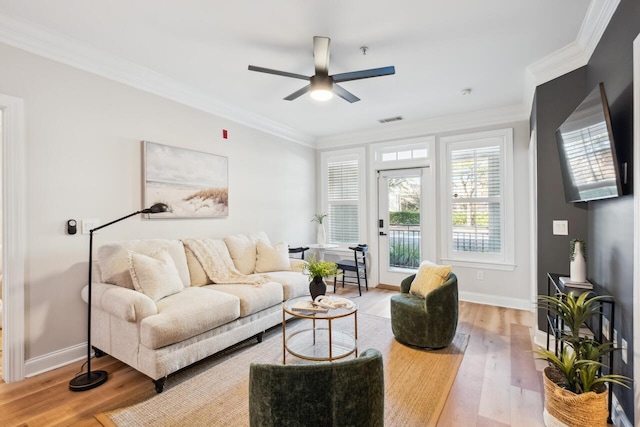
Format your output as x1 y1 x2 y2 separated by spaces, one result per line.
440 129 514 269
374 140 430 166
321 148 366 245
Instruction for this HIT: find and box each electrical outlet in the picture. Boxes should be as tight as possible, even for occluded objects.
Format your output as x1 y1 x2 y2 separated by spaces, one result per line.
476 270 484 280
621 338 628 364
602 317 610 340
82 219 100 235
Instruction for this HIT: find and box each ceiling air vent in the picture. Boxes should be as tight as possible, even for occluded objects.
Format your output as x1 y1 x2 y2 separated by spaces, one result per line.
378 116 404 124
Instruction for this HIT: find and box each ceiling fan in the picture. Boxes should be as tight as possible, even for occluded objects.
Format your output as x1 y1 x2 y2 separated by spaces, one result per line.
248 36 395 103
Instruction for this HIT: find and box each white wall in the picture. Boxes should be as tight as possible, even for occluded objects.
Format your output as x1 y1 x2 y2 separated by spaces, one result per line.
0 42 316 366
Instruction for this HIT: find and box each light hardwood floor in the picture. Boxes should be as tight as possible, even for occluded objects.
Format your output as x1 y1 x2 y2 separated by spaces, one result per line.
0 287 546 426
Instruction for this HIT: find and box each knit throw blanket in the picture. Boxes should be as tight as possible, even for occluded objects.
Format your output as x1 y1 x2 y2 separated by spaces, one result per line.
182 238 266 286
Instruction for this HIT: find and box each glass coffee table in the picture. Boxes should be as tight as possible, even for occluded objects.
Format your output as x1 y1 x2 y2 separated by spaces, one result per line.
282 296 358 364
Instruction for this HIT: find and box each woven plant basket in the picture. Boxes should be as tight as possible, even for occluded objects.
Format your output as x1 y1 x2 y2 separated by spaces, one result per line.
542 367 608 427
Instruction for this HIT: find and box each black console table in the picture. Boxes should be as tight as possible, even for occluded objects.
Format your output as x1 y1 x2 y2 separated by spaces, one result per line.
545 273 615 423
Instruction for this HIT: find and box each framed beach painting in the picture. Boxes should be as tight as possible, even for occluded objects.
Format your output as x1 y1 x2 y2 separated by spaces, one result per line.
142 141 229 218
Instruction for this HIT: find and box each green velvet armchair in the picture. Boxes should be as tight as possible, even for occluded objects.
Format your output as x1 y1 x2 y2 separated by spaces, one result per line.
249 348 384 427
390 272 458 348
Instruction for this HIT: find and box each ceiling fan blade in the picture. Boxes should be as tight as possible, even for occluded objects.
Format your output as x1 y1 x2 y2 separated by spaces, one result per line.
248 65 310 81
313 36 330 75
332 66 396 83
333 84 360 103
284 84 311 101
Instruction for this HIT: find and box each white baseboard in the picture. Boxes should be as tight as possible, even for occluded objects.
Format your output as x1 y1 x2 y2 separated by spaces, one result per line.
459 291 533 311
25 342 87 378
533 329 555 350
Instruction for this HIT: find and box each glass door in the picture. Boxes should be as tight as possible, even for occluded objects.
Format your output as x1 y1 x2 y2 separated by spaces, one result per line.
378 168 428 285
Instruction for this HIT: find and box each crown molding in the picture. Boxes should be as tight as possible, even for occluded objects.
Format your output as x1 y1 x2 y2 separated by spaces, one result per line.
0 0 620 150
316 104 529 149
526 41 590 88
526 0 619 88
576 0 620 54
0 12 315 147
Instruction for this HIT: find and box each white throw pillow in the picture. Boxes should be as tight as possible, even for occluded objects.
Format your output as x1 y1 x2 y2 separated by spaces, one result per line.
98 239 190 289
255 241 291 273
128 249 184 302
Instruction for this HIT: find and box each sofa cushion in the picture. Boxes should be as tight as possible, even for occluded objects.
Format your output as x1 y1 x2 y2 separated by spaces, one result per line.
206 281 283 317
409 261 452 298
263 271 310 300
184 245 212 287
128 249 184 302
224 232 271 275
98 239 189 289
140 287 240 349
224 234 257 275
255 241 291 273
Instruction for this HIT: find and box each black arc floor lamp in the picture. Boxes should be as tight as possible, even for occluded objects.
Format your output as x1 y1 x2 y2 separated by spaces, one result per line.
69 203 170 392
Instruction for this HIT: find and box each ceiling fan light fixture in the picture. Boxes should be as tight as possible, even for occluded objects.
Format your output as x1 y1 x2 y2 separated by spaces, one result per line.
248 36 395 103
310 75 334 101
310 88 333 101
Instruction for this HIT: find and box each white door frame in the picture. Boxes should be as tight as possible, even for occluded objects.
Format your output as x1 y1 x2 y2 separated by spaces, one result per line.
377 168 432 285
367 137 437 288
528 130 538 314
1 93 26 382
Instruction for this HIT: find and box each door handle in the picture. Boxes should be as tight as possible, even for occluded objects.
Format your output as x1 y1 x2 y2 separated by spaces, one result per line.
379 232 387 236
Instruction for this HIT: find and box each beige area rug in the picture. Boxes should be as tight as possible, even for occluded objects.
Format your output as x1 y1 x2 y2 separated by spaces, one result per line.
96 314 468 427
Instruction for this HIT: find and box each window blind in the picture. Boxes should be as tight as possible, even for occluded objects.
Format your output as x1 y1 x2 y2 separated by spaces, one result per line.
327 159 359 243
450 145 502 253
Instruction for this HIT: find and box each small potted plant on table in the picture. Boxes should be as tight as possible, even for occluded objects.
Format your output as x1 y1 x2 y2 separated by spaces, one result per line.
302 257 338 301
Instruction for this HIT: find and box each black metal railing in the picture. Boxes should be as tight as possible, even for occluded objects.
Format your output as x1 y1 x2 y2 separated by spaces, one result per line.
387 224 497 268
388 224 420 269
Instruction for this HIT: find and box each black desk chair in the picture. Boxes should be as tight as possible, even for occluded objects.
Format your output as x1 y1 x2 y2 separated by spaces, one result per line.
288 246 309 260
334 244 368 296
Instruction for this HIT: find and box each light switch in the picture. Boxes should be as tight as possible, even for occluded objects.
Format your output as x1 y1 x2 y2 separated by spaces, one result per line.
553 220 568 235
82 219 100 235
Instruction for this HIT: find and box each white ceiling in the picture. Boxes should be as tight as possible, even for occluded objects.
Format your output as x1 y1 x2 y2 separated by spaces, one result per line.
0 1 616 145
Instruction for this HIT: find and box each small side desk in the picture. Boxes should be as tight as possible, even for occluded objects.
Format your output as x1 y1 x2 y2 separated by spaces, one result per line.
306 243 339 260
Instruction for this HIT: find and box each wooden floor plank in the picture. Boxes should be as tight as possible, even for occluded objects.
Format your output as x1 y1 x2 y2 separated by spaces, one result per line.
0 288 545 426
510 323 541 392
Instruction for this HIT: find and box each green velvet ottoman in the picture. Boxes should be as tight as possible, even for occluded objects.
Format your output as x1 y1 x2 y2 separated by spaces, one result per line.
390 273 458 349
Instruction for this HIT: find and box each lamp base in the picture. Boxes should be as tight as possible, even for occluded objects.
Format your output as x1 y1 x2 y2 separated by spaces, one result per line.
69 370 108 392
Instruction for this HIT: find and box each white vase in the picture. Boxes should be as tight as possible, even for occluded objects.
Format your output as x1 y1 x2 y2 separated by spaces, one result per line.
317 224 326 246
570 241 586 282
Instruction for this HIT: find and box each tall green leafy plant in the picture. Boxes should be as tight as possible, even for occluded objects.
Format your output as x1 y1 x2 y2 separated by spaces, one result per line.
534 291 631 394
301 257 338 280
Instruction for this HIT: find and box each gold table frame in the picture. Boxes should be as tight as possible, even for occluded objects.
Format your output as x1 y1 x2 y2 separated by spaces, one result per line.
282 296 358 364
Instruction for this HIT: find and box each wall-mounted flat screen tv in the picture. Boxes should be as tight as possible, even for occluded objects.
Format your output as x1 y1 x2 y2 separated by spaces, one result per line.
555 82 623 203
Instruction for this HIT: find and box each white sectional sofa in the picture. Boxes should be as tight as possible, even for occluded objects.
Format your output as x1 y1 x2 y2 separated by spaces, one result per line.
82 232 309 392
